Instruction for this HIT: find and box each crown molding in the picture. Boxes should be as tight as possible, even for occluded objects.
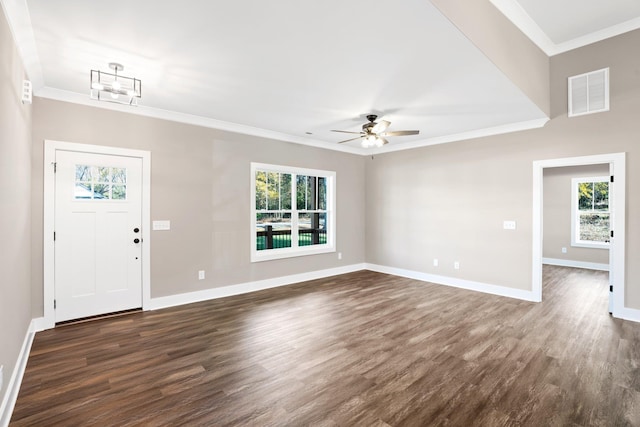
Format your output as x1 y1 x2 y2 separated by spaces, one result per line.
35 86 365 155
367 117 549 155
490 0 640 56
37 86 550 156
36 86 550 157
552 17 640 55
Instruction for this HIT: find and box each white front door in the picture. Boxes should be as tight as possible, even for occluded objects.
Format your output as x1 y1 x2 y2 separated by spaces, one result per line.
54 150 143 322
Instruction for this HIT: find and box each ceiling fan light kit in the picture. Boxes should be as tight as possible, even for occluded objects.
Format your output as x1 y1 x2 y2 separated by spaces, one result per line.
90 62 142 106
362 134 385 148
332 114 419 148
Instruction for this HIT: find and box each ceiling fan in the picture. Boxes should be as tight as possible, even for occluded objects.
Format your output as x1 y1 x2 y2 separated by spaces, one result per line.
332 114 419 148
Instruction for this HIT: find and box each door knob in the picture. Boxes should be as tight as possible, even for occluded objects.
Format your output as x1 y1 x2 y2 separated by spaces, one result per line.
134 238 140 244
134 227 140 233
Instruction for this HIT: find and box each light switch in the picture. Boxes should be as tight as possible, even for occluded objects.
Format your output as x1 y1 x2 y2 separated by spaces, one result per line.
503 220 517 230
153 220 171 231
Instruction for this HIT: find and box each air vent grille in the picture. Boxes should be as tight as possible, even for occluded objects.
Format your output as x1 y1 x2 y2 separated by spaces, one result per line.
568 68 609 117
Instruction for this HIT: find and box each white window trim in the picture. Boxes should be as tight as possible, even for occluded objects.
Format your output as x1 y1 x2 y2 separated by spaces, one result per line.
250 162 336 262
571 176 610 249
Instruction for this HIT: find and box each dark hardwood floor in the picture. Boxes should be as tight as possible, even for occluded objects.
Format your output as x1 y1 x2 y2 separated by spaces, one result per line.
10 266 640 426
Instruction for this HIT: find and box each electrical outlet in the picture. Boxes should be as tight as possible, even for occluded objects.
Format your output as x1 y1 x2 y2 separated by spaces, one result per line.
454 261 460 270
433 258 438 267
198 270 205 280
338 252 342 260
562 247 567 253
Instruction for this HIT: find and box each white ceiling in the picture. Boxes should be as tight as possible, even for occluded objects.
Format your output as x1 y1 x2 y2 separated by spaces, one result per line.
4 0 636 154
491 0 640 56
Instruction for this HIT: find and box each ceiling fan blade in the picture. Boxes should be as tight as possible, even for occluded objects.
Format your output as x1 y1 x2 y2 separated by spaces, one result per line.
331 130 362 134
337 136 364 144
372 120 391 133
379 137 390 146
380 130 420 137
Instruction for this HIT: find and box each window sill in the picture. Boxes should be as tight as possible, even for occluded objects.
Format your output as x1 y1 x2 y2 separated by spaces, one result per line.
571 242 610 250
251 244 335 263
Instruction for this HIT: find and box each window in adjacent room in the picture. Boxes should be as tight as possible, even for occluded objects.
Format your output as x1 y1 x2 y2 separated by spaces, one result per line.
571 176 610 248
251 163 335 262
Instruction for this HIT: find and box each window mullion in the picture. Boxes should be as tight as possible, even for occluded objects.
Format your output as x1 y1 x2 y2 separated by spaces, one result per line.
291 174 299 248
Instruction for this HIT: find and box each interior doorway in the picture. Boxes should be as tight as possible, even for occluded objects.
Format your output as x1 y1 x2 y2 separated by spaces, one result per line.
532 153 626 318
542 164 611 311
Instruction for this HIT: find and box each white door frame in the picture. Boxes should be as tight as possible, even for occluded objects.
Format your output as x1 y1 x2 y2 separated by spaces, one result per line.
43 140 151 329
532 152 626 318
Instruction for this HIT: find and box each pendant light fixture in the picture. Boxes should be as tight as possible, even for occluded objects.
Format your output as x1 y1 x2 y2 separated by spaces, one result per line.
90 62 141 106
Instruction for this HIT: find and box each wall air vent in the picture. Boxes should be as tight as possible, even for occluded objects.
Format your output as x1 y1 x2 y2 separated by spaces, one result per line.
568 68 609 117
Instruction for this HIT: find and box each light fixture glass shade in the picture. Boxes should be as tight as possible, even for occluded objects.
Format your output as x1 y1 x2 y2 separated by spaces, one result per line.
361 134 381 148
90 67 142 106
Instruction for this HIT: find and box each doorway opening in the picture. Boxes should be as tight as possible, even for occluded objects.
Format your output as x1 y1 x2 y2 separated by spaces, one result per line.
542 165 610 312
532 153 626 319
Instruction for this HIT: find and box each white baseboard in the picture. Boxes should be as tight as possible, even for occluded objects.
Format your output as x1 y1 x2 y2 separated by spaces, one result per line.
31 317 47 333
365 263 538 302
543 257 609 271
0 320 37 427
148 263 367 310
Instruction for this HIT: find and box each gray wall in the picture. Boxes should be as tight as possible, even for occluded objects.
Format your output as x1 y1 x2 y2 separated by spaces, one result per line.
0 3 32 409
543 165 609 265
31 99 366 315
366 28 640 308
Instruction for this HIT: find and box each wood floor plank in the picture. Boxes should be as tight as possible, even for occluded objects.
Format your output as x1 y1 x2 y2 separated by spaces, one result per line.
10 266 640 426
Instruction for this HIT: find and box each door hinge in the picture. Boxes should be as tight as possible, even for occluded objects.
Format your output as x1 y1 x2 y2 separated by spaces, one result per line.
611 230 614 238
53 162 57 173
610 175 614 183
610 285 613 293
54 299 56 309
53 231 56 241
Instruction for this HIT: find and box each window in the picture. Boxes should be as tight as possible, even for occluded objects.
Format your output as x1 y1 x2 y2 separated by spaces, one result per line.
75 164 127 200
251 163 335 262
571 176 609 248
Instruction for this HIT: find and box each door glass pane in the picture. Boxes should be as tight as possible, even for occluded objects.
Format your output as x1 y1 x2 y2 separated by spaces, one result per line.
112 185 126 200
112 168 127 183
97 167 110 183
74 183 93 199
74 164 127 200
93 183 110 199
75 165 92 181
